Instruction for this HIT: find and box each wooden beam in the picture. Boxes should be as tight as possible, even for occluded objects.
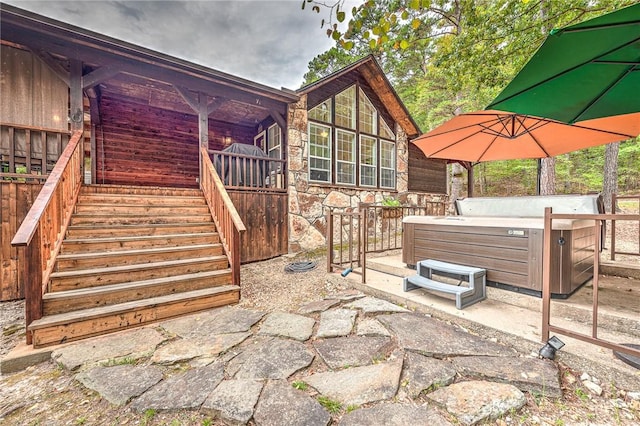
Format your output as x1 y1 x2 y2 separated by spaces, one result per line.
82 65 120 89
207 97 227 115
69 59 84 132
32 49 70 86
198 92 209 183
174 85 199 112
269 110 287 133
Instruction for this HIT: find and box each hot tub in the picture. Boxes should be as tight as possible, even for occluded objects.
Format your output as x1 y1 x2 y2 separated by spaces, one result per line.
402 195 602 298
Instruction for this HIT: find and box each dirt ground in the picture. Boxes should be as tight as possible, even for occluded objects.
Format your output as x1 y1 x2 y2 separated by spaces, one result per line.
1 209 639 425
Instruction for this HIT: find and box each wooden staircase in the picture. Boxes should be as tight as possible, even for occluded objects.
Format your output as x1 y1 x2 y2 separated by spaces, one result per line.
28 185 240 347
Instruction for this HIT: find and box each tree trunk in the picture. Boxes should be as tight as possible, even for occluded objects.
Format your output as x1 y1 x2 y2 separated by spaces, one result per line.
537 0 556 196
539 157 556 195
449 162 465 213
603 142 620 213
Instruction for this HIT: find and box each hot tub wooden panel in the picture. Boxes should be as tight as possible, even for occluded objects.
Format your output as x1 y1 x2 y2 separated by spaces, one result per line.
403 218 595 297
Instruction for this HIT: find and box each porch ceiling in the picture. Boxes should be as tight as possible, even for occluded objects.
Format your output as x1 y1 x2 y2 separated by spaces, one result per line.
0 4 297 128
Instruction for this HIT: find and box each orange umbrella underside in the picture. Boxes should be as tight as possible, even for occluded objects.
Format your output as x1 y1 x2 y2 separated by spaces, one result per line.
412 110 640 163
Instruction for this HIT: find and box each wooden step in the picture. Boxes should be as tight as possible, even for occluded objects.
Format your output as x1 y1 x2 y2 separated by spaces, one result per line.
56 244 224 271
49 256 229 292
66 222 216 238
80 185 202 197
43 270 233 315
70 213 213 226
77 195 206 207
30 285 240 347
74 204 210 215
61 232 220 254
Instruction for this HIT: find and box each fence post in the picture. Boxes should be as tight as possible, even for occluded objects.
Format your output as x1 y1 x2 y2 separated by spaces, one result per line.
360 209 366 284
326 208 333 273
610 193 616 261
23 228 43 345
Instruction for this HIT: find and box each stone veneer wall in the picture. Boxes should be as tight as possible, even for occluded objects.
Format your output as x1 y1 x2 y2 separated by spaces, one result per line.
287 94 447 253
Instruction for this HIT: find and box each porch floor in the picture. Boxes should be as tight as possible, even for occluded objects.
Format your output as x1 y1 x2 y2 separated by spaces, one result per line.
351 253 640 386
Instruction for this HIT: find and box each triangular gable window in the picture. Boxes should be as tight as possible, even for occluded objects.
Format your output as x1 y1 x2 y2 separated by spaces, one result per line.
380 118 395 140
309 100 332 123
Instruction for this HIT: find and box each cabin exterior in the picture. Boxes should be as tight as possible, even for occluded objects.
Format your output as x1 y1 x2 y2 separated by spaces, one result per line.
0 4 447 346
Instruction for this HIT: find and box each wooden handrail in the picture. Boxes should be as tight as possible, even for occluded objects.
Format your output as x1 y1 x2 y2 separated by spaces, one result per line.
11 130 83 344
209 148 287 191
200 147 246 286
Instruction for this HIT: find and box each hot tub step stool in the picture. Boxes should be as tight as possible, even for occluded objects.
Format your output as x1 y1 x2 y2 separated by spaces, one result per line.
403 259 486 309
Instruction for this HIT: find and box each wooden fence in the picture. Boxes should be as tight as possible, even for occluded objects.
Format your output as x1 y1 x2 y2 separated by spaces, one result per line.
0 180 45 301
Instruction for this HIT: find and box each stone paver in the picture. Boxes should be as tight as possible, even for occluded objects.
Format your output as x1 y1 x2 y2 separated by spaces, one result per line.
298 299 340 314
316 309 357 338
226 338 314 380
339 403 453 426
253 380 330 426
75 365 163 406
326 290 365 301
452 355 562 397
379 313 514 357
401 352 457 399
305 357 403 406
130 363 224 412
150 332 251 365
161 307 264 338
427 380 526 425
356 318 391 337
52 328 166 371
258 312 315 341
344 296 410 314
202 379 263 425
313 336 393 369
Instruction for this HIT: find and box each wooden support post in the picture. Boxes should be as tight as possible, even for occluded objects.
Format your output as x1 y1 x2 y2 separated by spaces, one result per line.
326 209 333 273
198 92 209 184
69 59 84 133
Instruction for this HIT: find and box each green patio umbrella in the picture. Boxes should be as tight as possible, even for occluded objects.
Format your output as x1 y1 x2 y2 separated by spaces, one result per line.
487 3 640 123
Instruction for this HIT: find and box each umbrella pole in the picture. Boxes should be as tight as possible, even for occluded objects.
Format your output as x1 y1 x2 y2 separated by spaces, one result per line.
536 159 542 195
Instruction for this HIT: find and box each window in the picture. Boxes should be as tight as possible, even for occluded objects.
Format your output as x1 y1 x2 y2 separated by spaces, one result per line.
360 135 377 187
309 123 331 182
309 100 332 123
267 125 281 159
307 83 397 189
335 129 356 185
380 140 395 188
380 118 395 140
335 86 356 129
359 89 377 135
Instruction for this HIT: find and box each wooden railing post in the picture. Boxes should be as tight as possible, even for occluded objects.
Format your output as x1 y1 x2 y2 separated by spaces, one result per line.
23 227 43 345
610 193 617 260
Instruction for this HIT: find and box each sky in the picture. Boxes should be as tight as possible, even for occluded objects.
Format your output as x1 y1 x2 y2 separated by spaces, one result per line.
5 0 356 90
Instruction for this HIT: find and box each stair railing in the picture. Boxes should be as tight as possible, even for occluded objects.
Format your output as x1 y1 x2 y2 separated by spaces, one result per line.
11 130 84 344
200 147 246 286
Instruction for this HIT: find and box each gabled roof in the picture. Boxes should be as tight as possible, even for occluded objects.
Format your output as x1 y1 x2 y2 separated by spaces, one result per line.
298 55 421 138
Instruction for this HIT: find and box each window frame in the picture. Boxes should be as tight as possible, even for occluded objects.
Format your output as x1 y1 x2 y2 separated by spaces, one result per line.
335 128 356 186
380 139 396 189
267 124 281 160
359 135 377 187
308 122 332 183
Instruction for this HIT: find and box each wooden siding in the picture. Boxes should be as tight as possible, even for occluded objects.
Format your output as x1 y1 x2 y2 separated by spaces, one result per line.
407 143 447 194
95 95 258 187
1 181 43 301
228 190 288 262
0 44 68 130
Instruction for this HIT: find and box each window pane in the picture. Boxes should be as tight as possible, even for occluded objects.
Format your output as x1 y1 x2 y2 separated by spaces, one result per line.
335 86 356 129
309 99 332 123
309 123 331 182
267 125 281 159
335 129 355 184
360 135 377 187
380 140 395 188
359 88 377 135
380 118 395 140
